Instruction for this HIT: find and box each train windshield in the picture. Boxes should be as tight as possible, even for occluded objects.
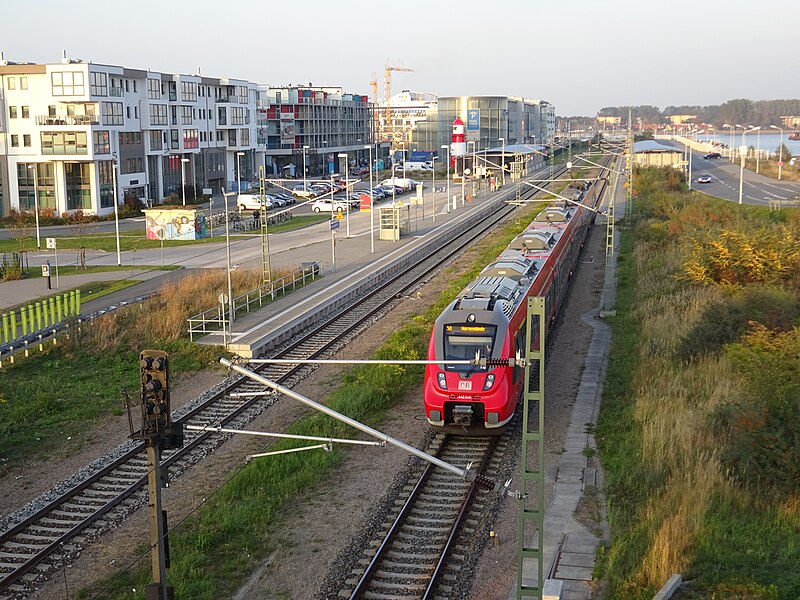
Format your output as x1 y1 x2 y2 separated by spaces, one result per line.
443 324 497 372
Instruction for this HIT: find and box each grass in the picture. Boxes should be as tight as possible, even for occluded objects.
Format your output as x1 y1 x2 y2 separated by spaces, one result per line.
596 168 800 599
76 194 552 599
20 264 179 278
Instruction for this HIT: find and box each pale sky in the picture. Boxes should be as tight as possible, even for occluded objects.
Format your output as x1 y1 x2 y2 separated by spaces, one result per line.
2 0 797 116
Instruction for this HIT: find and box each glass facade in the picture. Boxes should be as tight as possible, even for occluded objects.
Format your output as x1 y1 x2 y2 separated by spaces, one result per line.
65 163 91 210
17 163 56 212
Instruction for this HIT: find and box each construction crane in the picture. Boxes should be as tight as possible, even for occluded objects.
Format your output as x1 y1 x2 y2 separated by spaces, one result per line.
369 71 379 141
384 62 413 140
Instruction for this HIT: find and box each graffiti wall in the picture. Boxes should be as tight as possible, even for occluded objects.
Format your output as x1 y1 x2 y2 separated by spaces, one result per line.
143 208 207 241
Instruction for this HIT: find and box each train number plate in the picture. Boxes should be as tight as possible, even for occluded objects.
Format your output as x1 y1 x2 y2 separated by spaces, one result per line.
458 380 472 391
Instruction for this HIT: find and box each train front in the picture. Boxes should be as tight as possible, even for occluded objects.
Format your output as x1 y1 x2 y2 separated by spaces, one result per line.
423 305 515 434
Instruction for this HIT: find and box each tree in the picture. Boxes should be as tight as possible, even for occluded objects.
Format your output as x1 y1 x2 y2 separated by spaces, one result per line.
68 210 97 269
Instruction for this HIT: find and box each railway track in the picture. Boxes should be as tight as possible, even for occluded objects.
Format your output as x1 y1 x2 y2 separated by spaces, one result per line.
341 432 511 600
0 168 566 599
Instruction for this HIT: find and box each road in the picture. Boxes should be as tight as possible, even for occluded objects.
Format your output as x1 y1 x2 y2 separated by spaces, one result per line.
663 141 800 204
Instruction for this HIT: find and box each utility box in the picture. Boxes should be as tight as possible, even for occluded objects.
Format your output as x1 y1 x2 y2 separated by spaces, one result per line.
143 206 208 241
379 205 411 241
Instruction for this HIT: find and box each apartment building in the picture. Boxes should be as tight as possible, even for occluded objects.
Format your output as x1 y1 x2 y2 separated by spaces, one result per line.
0 54 258 217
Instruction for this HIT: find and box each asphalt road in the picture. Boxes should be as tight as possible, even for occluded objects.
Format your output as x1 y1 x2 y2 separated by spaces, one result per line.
663 141 800 205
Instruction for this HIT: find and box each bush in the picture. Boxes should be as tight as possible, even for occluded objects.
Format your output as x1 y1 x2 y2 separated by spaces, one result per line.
678 286 800 360
713 324 800 495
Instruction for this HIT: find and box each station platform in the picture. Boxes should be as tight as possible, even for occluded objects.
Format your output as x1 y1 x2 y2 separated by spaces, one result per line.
197 182 521 358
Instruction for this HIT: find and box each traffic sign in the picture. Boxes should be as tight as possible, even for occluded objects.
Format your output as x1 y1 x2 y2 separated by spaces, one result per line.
778 161 784 166
330 219 340 230
46 237 56 249
336 212 344 220
41 264 50 277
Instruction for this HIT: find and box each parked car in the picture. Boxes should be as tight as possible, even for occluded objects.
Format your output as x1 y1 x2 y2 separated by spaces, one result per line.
371 187 386 200
237 194 272 211
292 184 316 198
273 192 295 204
703 152 721 159
311 198 349 212
696 174 713 184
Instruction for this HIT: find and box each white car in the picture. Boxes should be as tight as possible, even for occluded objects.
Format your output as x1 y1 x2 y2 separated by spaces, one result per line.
311 198 349 212
237 194 273 211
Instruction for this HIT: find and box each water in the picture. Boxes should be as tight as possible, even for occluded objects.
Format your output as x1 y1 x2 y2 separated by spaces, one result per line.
695 131 800 157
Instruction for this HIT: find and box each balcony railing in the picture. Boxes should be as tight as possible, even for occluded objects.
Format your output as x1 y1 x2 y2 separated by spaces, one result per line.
36 115 100 126
109 87 124 97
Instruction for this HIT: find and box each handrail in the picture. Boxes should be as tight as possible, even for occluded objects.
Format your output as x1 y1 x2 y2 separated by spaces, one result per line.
186 263 321 340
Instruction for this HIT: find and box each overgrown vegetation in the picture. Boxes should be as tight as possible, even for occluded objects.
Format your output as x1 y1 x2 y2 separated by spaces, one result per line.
597 166 800 598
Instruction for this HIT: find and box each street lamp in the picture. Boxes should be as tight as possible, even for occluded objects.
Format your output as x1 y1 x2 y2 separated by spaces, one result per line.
441 144 452 212
365 144 374 253
770 125 784 180
221 189 236 344
499 137 505 187
338 153 350 237
180 158 190 206
737 126 759 205
111 154 121 265
302 145 309 192
27 164 41 249
400 141 406 180
723 124 735 163
236 151 245 194
755 128 761 174
431 155 437 223
468 140 476 198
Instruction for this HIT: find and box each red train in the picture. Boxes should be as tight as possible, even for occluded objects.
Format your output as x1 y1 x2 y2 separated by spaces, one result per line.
423 188 599 433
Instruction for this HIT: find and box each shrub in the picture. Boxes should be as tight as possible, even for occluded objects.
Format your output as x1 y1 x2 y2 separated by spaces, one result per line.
713 324 800 495
678 286 800 360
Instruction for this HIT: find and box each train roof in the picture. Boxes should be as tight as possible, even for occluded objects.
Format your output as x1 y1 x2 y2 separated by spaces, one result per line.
446 200 580 320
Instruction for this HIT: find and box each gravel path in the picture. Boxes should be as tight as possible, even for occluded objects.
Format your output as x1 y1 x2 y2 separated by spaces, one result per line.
11 213 606 600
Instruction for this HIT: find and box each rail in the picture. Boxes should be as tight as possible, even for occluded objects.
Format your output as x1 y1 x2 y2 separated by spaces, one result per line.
186 262 320 340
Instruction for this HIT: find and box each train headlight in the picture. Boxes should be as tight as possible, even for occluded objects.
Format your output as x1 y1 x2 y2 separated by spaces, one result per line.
437 372 448 390
483 374 496 390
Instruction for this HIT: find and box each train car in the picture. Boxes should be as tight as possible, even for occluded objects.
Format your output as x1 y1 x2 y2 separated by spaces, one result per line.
423 191 600 434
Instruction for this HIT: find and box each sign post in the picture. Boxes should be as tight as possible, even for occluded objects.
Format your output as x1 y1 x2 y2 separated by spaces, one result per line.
46 237 59 289
41 262 51 290
330 219 340 271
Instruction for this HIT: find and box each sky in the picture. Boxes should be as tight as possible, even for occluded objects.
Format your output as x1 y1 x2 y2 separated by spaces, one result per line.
2 0 798 116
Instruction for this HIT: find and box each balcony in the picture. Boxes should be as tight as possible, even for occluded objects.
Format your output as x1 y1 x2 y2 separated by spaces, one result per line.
37 114 100 126
109 87 124 97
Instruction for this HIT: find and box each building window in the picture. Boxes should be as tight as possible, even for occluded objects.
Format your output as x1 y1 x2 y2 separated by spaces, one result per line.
126 106 131 119
171 129 179 149
52 71 85 96
9 106 17 119
149 130 163 151
40 131 88 155
90 72 108 96
121 156 143 174
232 106 244 125
237 85 248 104
183 129 199 149
181 105 193 125
20 77 27 90
98 160 114 208
181 81 197 102
101 101 124 125
134 106 138 119
147 78 161 100
240 128 249 146
21 106 29 118
7 77 15 90
65 162 91 210
23 134 31 147
11 135 18 147
125 79 129 92
150 104 168 126
93 130 110 154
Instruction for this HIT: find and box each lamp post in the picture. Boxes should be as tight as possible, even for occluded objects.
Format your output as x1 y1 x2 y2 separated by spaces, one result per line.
180 158 189 206
222 189 236 342
431 155 437 223
737 126 759 205
467 140 476 200
441 144 452 212
236 151 245 194
302 145 309 192
27 164 41 249
770 125 783 180
401 141 406 180
499 137 505 187
365 144 374 253
723 123 734 163
111 154 121 265
337 153 350 237
755 128 761 174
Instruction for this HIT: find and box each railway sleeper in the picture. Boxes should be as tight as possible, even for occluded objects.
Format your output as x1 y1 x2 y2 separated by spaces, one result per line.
385 546 441 559
374 560 432 574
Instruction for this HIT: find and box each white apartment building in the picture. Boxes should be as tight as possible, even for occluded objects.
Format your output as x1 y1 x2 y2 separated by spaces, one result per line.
0 54 258 217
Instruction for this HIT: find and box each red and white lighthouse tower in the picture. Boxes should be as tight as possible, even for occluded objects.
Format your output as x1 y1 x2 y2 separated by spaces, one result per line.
451 117 466 160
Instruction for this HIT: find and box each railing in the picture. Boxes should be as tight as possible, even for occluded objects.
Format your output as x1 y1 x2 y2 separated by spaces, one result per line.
36 114 100 126
186 262 321 341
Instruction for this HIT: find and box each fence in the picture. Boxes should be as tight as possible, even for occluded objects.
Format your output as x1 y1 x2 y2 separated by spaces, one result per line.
1 290 82 344
186 262 320 340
